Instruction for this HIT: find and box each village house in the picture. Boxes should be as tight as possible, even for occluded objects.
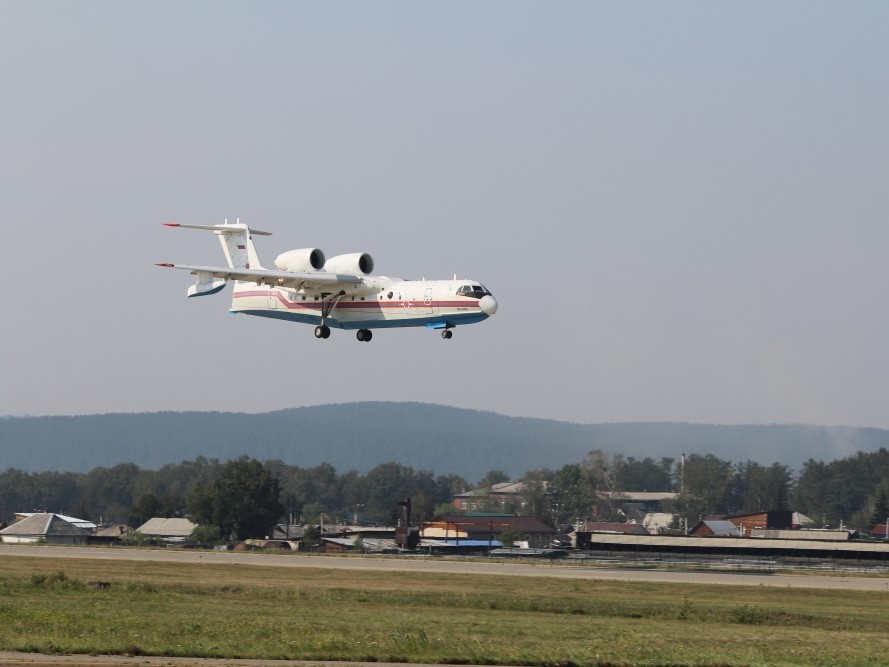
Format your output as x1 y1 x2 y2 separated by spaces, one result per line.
0 513 91 544
580 520 649 536
90 523 132 545
452 481 543 512
421 513 556 548
454 483 679 527
870 524 889 539
688 519 742 537
720 510 794 535
596 491 679 522
135 517 197 543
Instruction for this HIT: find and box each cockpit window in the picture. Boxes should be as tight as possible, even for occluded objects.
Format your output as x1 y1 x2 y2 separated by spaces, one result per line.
456 284 489 299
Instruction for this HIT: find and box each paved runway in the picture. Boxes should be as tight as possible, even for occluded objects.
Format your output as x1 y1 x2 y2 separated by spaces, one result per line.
3 543 888 591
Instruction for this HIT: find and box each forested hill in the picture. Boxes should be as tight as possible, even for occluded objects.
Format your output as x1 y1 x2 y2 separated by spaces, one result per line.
3 402 889 477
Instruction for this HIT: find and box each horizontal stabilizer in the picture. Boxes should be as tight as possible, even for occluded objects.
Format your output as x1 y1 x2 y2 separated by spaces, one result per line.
163 222 272 236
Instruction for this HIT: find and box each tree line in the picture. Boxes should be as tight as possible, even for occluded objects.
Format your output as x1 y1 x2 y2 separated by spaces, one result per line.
3 447 889 537
0 457 468 533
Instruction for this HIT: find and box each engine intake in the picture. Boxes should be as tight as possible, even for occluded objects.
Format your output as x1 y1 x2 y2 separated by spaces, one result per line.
323 252 374 276
274 248 326 273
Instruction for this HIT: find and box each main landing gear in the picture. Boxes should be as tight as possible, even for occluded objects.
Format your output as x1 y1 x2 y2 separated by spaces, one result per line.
314 291 345 341
441 329 453 339
315 326 374 341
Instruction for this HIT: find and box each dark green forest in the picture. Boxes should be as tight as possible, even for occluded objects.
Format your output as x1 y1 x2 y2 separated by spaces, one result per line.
4 447 889 533
4 402 889 477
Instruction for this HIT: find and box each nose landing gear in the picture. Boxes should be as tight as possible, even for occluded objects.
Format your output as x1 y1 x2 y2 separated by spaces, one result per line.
441 329 453 339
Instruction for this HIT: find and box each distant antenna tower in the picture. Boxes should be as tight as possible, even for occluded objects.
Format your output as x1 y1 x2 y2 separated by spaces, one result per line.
680 453 686 495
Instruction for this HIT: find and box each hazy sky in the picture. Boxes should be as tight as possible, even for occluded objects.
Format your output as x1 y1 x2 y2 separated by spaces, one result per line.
2 2 888 427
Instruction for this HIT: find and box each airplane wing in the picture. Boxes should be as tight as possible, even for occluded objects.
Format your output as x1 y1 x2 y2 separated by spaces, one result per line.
156 263 362 289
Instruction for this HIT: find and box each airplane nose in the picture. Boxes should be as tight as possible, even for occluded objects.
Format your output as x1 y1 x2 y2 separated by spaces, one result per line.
479 295 498 315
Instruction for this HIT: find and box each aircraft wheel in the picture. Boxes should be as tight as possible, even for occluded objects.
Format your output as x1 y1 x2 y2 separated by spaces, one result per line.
315 325 331 339
364 329 372 342
441 330 453 339
357 329 372 342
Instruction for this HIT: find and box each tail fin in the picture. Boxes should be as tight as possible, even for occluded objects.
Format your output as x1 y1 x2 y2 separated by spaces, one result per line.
163 219 270 269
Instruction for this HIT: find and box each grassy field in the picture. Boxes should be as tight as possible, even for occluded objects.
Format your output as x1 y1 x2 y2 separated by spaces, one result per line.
1 554 889 666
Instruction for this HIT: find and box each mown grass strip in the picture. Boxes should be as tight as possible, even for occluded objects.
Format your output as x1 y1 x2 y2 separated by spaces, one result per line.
0 555 888 666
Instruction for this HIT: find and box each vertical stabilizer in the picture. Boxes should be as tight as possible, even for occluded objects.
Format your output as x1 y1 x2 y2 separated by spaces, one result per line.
213 219 265 270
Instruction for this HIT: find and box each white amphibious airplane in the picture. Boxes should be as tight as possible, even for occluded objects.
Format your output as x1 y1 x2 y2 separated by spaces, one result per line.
157 220 497 341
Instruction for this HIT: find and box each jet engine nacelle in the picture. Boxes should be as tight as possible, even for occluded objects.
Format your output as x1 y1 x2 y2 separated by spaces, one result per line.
274 248 326 273
323 252 374 276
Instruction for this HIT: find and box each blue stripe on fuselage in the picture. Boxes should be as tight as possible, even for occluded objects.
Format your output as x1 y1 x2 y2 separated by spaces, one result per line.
233 309 490 330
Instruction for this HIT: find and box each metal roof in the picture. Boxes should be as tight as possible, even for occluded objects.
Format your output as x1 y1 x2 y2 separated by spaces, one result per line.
583 521 648 535
454 481 535 498
135 517 197 538
585 532 889 553
17 512 96 530
696 520 740 536
643 512 676 533
1 513 89 537
93 524 131 538
751 529 853 541
321 536 398 551
598 491 679 502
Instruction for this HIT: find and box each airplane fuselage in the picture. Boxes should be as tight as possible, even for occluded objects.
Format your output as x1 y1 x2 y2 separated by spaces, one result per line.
231 277 495 330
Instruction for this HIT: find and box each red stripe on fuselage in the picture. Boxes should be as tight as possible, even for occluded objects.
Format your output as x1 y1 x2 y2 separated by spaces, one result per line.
233 291 480 311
